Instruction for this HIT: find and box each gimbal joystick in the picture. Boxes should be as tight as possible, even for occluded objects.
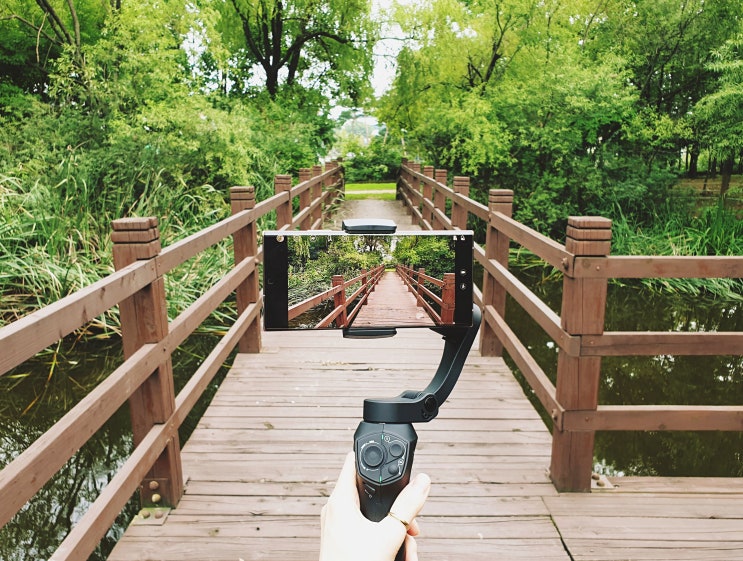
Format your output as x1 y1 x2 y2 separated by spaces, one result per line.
342 218 480 561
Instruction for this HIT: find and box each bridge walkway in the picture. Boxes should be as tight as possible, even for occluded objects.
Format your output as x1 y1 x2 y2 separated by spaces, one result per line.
108 199 743 561
351 269 436 328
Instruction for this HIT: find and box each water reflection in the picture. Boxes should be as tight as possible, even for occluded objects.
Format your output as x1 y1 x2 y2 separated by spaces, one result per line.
0 335 232 561
504 267 743 477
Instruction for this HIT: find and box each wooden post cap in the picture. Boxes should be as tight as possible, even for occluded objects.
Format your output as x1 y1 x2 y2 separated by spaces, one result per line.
565 216 612 256
111 217 161 256
274 175 292 190
229 186 255 201
489 189 513 204
434 169 447 184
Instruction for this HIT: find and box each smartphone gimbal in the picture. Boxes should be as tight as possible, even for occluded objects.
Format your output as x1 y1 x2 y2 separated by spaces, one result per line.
342 219 481 561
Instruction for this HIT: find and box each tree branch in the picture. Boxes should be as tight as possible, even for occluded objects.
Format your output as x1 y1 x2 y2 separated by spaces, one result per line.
1 13 60 46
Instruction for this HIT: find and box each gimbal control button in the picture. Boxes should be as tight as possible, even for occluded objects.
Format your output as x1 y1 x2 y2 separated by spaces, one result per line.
388 441 405 458
362 443 385 468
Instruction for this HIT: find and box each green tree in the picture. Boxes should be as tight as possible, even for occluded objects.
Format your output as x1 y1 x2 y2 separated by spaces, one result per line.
694 29 743 198
0 0 108 95
583 0 742 176
210 0 378 103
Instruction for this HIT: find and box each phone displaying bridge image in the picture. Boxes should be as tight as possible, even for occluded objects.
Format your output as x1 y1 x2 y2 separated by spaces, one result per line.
263 231 473 330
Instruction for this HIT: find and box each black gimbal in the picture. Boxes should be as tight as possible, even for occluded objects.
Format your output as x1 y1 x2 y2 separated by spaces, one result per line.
342 219 481 561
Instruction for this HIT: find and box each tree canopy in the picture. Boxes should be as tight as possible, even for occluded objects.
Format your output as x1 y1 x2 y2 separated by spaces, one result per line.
377 0 742 235
1 0 742 322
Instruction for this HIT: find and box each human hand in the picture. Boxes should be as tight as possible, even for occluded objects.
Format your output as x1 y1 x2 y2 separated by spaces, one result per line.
319 451 431 561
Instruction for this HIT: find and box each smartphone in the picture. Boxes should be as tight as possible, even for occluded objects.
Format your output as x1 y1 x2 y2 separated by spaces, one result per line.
262 230 473 330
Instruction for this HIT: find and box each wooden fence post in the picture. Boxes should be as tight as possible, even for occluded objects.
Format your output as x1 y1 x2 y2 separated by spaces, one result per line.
332 275 347 327
452 176 470 229
329 159 344 195
550 216 612 492
415 268 425 304
398 158 408 200
275 174 293 228
111 217 183 508
408 163 421 223
480 189 513 357
230 186 261 353
422 166 434 228
441 272 455 323
320 163 337 222
433 169 447 229
298 168 312 230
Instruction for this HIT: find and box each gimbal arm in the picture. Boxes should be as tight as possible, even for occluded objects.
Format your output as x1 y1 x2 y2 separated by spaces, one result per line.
361 305 481 424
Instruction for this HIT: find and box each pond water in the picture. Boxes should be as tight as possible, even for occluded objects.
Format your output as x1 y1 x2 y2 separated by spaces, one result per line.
0 274 741 559
503 266 743 477
0 334 233 561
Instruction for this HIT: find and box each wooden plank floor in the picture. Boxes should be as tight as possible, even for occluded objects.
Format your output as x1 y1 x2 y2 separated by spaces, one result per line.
109 329 567 560
108 329 743 561
352 270 436 328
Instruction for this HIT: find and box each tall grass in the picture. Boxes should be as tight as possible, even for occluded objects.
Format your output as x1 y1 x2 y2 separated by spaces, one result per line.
610 199 743 299
0 164 237 331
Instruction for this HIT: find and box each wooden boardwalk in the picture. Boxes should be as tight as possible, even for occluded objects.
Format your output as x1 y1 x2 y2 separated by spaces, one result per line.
351 270 436 328
108 329 743 561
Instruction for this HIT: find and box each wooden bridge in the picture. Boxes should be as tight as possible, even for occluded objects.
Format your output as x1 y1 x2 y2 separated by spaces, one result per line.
352 269 437 327
1 162 743 560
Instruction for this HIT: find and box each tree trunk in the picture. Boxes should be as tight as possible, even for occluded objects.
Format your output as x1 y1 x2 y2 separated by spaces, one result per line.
720 153 734 199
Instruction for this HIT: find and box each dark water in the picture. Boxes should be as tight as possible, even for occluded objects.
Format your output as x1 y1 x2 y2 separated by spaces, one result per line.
0 334 233 561
1 275 742 558
502 266 743 477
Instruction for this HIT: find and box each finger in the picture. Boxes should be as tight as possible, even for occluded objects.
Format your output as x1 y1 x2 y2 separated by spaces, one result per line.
404 534 419 561
406 518 420 537
389 473 431 525
329 451 359 505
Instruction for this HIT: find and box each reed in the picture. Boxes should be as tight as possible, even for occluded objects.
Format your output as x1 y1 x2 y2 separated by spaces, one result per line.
0 164 237 330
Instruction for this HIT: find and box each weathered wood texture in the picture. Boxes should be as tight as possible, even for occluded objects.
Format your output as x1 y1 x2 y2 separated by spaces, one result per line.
109 329 567 560
109 329 743 561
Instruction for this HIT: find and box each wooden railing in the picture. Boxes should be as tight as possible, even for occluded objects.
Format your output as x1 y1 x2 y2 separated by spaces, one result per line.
289 264 385 328
398 160 743 492
396 264 456 324
0 163 343 560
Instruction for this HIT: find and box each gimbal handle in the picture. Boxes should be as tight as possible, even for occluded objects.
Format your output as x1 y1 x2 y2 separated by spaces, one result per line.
361 305 481 424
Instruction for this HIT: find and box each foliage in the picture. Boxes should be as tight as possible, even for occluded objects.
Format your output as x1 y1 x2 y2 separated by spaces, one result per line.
392 235 455 280
197 0 378 104
378 0 743 241
339 133 403 182
693 28 743 197
0 0 340 326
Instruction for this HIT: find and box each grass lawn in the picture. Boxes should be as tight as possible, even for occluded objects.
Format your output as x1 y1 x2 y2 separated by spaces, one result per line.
344 182 397 200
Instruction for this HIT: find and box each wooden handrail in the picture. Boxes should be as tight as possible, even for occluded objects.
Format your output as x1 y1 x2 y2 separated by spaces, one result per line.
0 162 344 560
301 264 386 328
398 160 743 492
395 264 456 324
